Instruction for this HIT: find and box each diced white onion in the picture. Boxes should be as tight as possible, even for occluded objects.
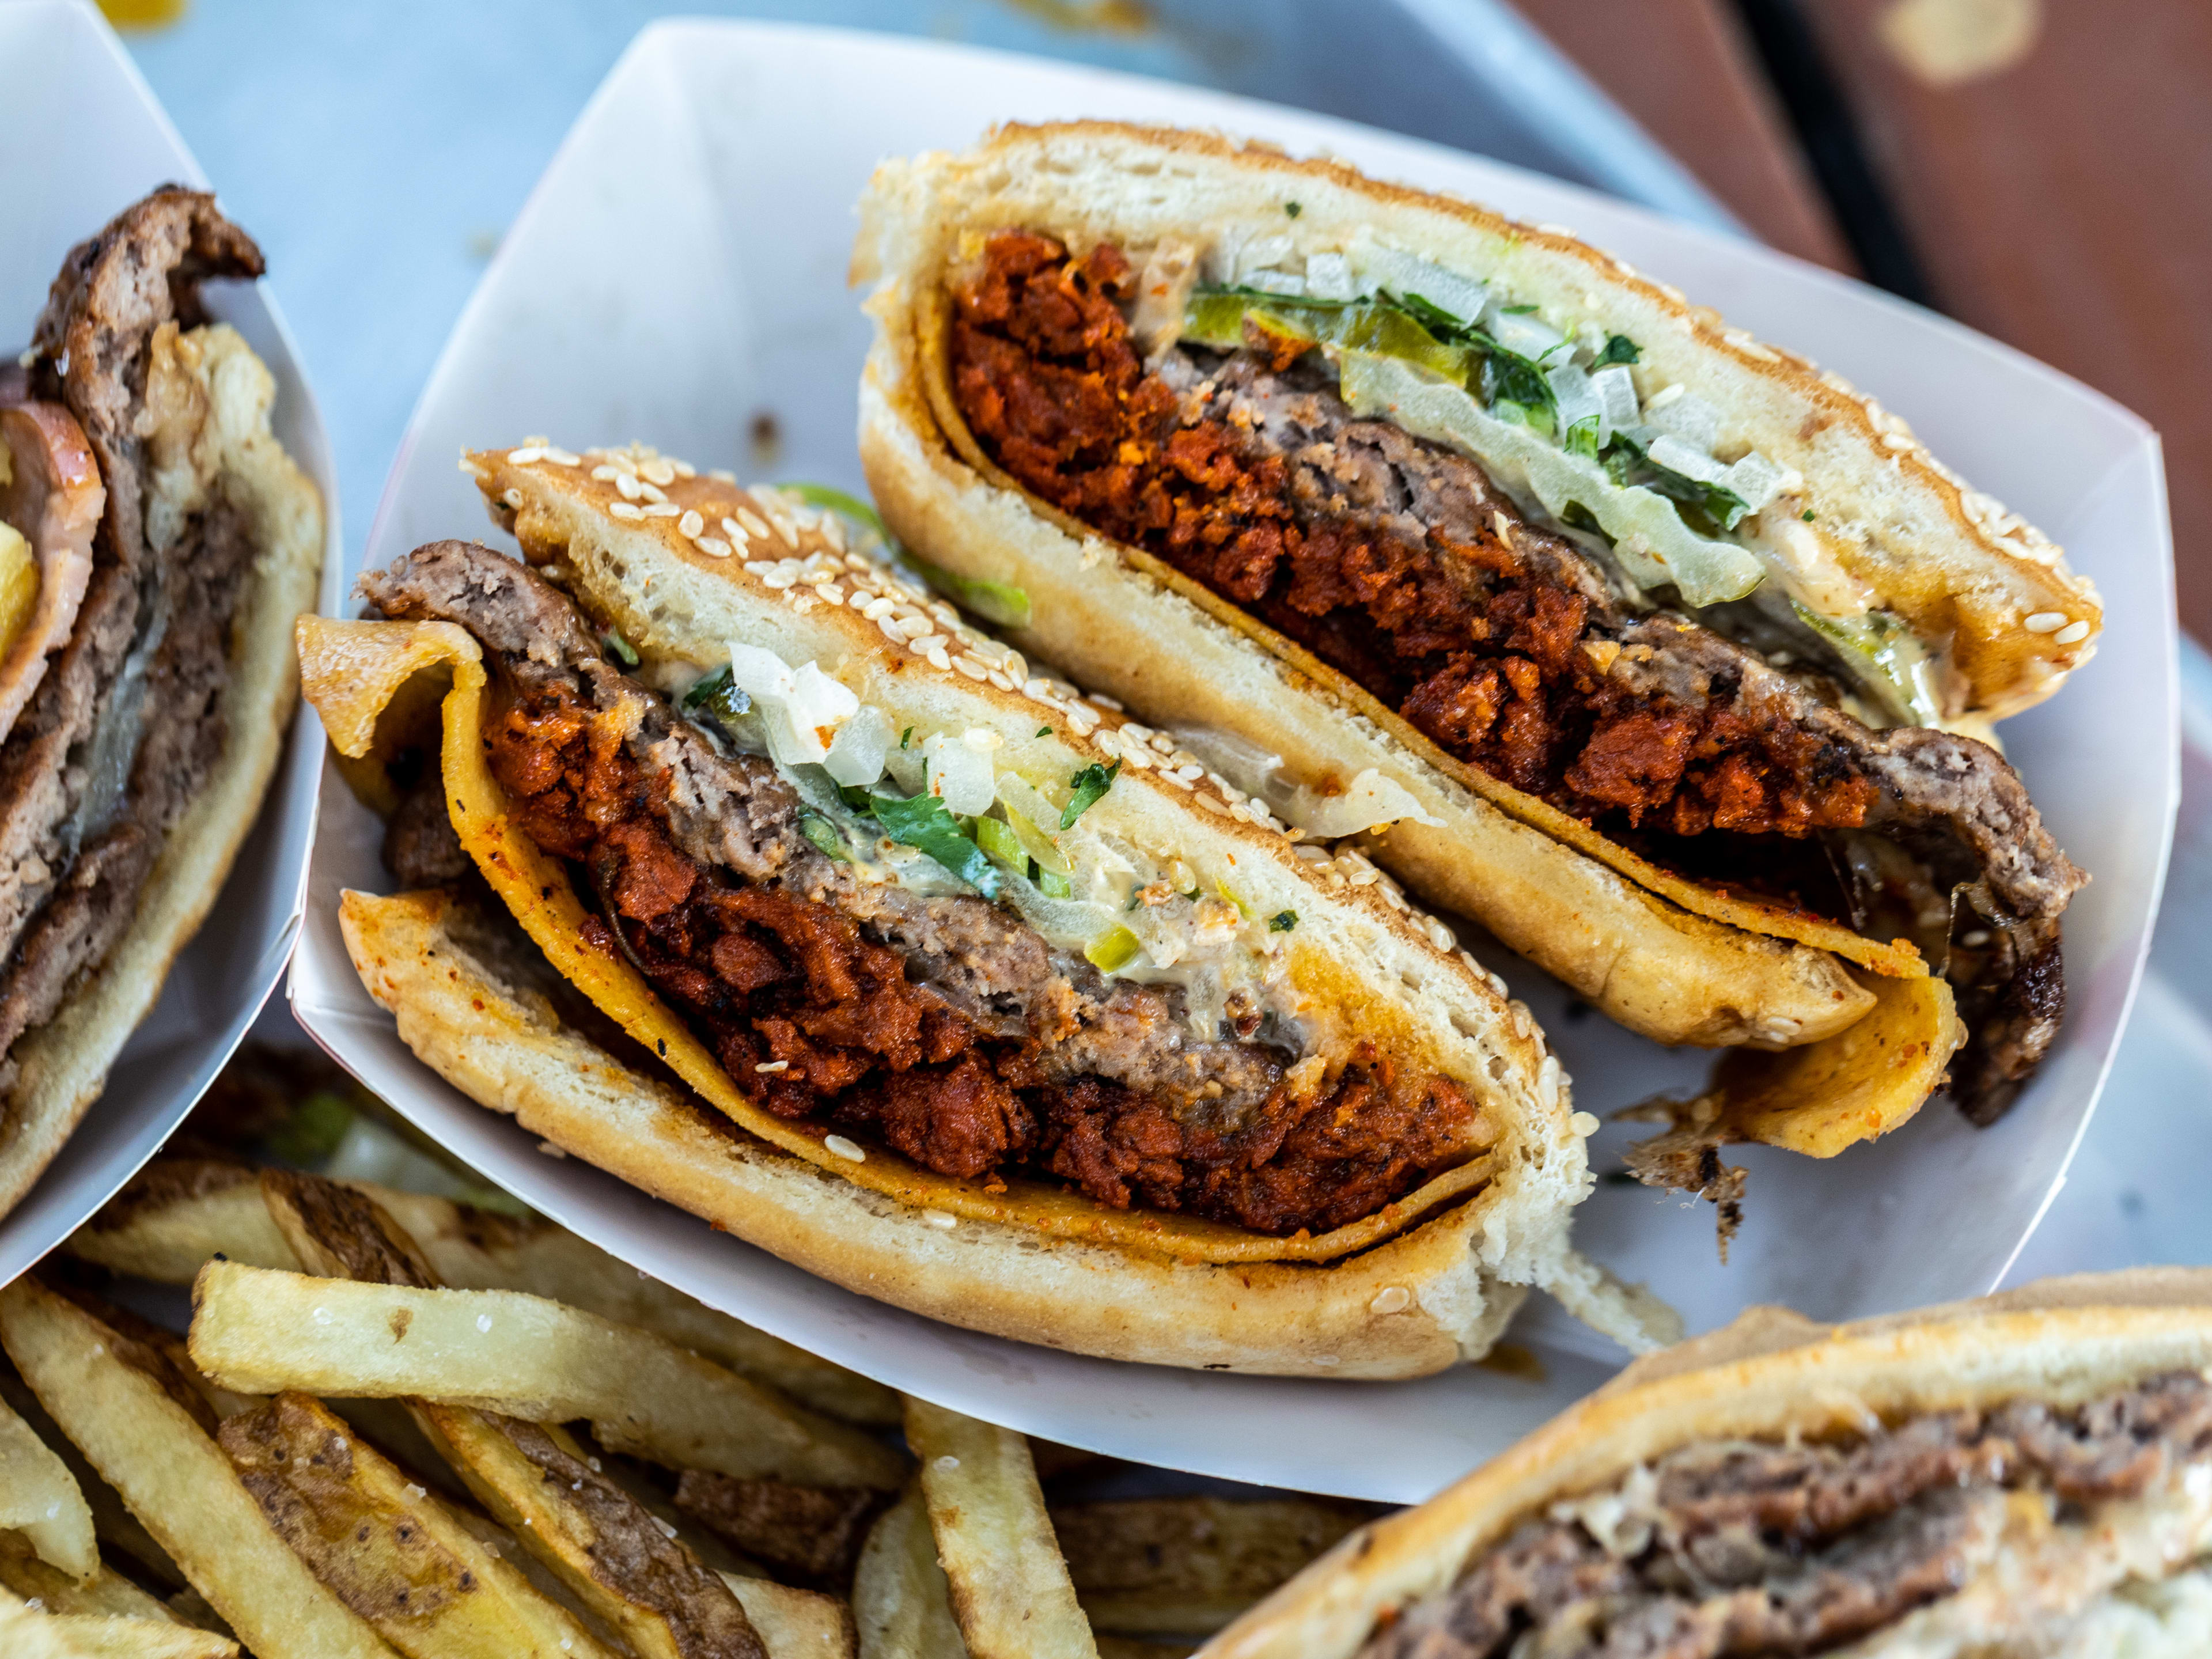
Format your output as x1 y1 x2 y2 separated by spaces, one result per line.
726 643 859 768
1646 433 1733 486
823 703 894 787
1242 269 1306 297
1238 233 1295 278
1722 451 1791 514
1347 235 1489 323
1283 768 1445 837
1546 363 1607 441
1483 301 1568 362
1644 390 1723 454
1592 364 1642 431
1303 252 1354 301
922 730 995 816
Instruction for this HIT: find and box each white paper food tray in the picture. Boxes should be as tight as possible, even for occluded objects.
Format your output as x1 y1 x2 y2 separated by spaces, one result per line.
292 20 2176 1501
0 0 341 1282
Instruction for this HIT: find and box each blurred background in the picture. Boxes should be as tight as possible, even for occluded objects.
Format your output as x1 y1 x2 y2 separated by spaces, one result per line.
92 0 2212 1275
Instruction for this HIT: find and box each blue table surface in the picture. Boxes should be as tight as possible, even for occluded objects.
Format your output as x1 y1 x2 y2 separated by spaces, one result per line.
126 0 2211 1304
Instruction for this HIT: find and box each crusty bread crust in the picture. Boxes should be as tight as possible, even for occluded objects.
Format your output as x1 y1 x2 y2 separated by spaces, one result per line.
343 884 1529 1378
1207 1281 2212 1656
0 325 322 1220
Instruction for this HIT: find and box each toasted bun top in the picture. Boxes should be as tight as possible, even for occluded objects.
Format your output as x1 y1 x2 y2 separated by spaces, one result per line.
456 440 1590 1261
1208 1271 2212 1659
855 122 2099 723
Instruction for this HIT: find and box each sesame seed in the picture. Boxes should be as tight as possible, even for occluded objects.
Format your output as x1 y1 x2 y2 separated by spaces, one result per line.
905 633 938 656
543 447 581 467
737 507 772 540
709 468 737 483
677 509 704 538
645 502 682 518
694 537 732 558
502 487 524 508
755 1060 789 1073
824 1134 866 1163
608 502 645 521
506 446 546 465
2024 611 2067 633
615 472 645 499
923 1209 958 1229
953 656 987 680
1158 770 1193 790
640 458 676 487
476 1314 493 1333
1369 1286 1411 1315
639 482 669 505
762 571 796 589
1570 1111 1600 1137
672 459 696 478
591 465 621 482
536 1141 567 1158
2053 620 2090 645
1193 791 1226 814
1425 918 1456 951
926 646 952 672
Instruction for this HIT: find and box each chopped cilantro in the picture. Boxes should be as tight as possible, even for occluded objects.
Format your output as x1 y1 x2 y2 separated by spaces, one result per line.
1285 200 1302 217
1562 415 1602 460
682 665 731 709
603 630 640 668
838 783 875 813
1036 725 1053 738
867 790 1001 897
900 725 914 749
798 814 849 862
1595 334 1641 366
1802 509 1817 522
1603 431 1750 532
1059 760 1122 830
1269 910 1298 932
1501 302 1539 315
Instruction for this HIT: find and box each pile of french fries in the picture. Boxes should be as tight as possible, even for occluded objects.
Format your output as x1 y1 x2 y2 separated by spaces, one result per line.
0 1056 1372 1658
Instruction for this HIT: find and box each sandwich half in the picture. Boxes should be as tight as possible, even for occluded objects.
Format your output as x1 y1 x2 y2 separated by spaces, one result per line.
1208 1269 2212 1659
0 187 321 1217
300 444 1676 1374
853 123 2094 1167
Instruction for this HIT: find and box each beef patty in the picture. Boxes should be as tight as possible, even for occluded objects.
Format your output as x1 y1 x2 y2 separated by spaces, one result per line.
1365 1370 2212 1659
364 539 1483 1236
944 230 2086 1122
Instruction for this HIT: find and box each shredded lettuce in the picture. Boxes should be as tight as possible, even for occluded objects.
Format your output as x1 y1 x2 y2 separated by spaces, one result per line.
1269 910 1298 932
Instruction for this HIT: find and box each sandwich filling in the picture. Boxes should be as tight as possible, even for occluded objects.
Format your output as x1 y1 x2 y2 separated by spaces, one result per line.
1362 1370 2212 1659
0 192 266 1100
941 230 2086 1120
366 540 1486 1236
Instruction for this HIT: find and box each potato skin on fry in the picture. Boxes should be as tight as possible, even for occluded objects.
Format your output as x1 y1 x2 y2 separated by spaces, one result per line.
221 1392 616 1659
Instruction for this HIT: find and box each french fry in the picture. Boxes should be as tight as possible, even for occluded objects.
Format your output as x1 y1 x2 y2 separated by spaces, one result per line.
255 1171 779 1659
0 1537 180 1623
0 1391 94 1578
1048 1497 1369 1635
676 1470 885 1586
905 1396 1096 1659
220 1392 618 1659
71 1159 898 1426
720 1574 857 1659
417 1404 770 1659
0 1356 181 1592
852 1487 965 1659
189 1261 902 1489
0 1277 400 1658
0 1585 239 1657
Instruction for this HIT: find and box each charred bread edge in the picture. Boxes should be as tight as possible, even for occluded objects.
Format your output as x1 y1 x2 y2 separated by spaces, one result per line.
0 335 322 1217
1206 1280 2212 1656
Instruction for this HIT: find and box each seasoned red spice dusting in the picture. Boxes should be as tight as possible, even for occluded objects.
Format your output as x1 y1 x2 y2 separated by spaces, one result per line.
483 677 1476 1235
948 231 1879 840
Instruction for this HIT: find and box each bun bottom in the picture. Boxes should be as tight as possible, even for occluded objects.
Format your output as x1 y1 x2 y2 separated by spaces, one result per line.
339 886 1669 1378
